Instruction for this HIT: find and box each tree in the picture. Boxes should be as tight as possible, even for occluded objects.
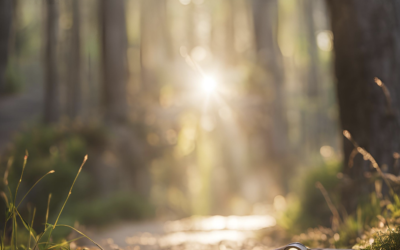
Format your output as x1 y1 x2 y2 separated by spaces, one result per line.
100 0 128 123
140 0 171 99
67 0 81 119
302 0 322 153
0 0 13 94
44 0 59 123
251 0 290 192
327 0 400 213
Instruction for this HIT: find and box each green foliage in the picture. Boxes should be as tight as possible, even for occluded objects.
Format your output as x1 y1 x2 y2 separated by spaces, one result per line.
73 192 154 226
354 227 400 250
3 124 104 228
283 147 400 248
279 160 342 232
3 61 24 94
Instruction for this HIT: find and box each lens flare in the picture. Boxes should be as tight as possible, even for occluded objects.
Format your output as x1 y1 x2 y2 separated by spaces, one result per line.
202 76 217 93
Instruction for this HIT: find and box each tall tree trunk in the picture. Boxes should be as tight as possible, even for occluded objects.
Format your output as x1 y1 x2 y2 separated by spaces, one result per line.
303 0 321 153
67 0 81 119
251 0 290 192
44 0 59 124
327 0 400 213
100 0 128 123
0 0 13 94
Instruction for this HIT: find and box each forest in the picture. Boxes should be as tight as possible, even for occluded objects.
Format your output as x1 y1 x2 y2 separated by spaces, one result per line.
0 0 399 250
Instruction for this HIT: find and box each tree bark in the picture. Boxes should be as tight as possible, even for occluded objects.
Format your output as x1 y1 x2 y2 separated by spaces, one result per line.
100 0 128 123
44 0 59 124
0 0 13 94
327 0 400 213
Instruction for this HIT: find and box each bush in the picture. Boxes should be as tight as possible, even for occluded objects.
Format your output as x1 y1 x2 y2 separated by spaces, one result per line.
280 160 342 232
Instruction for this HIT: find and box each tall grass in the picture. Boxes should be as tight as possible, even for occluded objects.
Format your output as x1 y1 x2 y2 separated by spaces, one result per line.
0 153 103 250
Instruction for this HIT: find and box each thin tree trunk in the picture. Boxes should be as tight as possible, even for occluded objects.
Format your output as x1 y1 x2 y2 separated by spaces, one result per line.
100 0 128 123
0 0 13 94
327 0 400 213
67 0 81 119
44 0 59 124
251 0 290 192
303 0 321 153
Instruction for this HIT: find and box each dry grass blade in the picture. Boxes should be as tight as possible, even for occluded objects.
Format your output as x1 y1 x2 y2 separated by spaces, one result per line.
15 209 37 247
14 152 28 204
3 157 13 186
17 170 55 209
375 77 393 115
56 224 103 250
0 192 8 208
28 207 36 250
45 193 51 230
343 130 395 195
315 181 342 230
53 155 87 229
45 236 84 249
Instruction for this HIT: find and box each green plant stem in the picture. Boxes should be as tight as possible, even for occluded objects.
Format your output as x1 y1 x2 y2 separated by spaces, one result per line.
53 155 87 229
14 153 28 205
28 208 35 250
45 194 51 230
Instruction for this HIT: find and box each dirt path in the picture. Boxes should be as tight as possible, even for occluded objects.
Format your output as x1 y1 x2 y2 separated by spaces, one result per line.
87 215 279 250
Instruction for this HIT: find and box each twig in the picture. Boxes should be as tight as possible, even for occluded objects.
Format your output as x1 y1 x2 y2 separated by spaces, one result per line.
315 181 342 231
375 77 394 115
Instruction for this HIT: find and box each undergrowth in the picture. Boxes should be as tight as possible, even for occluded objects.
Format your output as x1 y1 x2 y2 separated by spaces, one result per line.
0 152 103 250
281 130 400 248
3 123 153 229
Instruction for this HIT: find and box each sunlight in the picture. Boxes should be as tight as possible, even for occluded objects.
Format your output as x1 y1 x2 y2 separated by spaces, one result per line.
164 215 276 232
202 76 217 94
317 30 333 51
179 0 191 5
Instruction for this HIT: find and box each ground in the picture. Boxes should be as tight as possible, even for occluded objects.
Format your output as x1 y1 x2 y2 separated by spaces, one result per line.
85 215 280 250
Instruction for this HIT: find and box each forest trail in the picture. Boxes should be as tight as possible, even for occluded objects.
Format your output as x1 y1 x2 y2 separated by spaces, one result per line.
88 215 278 250
0 84 43 153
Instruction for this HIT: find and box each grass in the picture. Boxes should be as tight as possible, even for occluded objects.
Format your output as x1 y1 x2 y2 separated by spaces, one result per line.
1 152 103 250
366 231 400 250
281 128 400 248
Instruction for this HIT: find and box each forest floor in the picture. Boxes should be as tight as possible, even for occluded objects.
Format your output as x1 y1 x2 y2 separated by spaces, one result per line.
85 215 282 250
